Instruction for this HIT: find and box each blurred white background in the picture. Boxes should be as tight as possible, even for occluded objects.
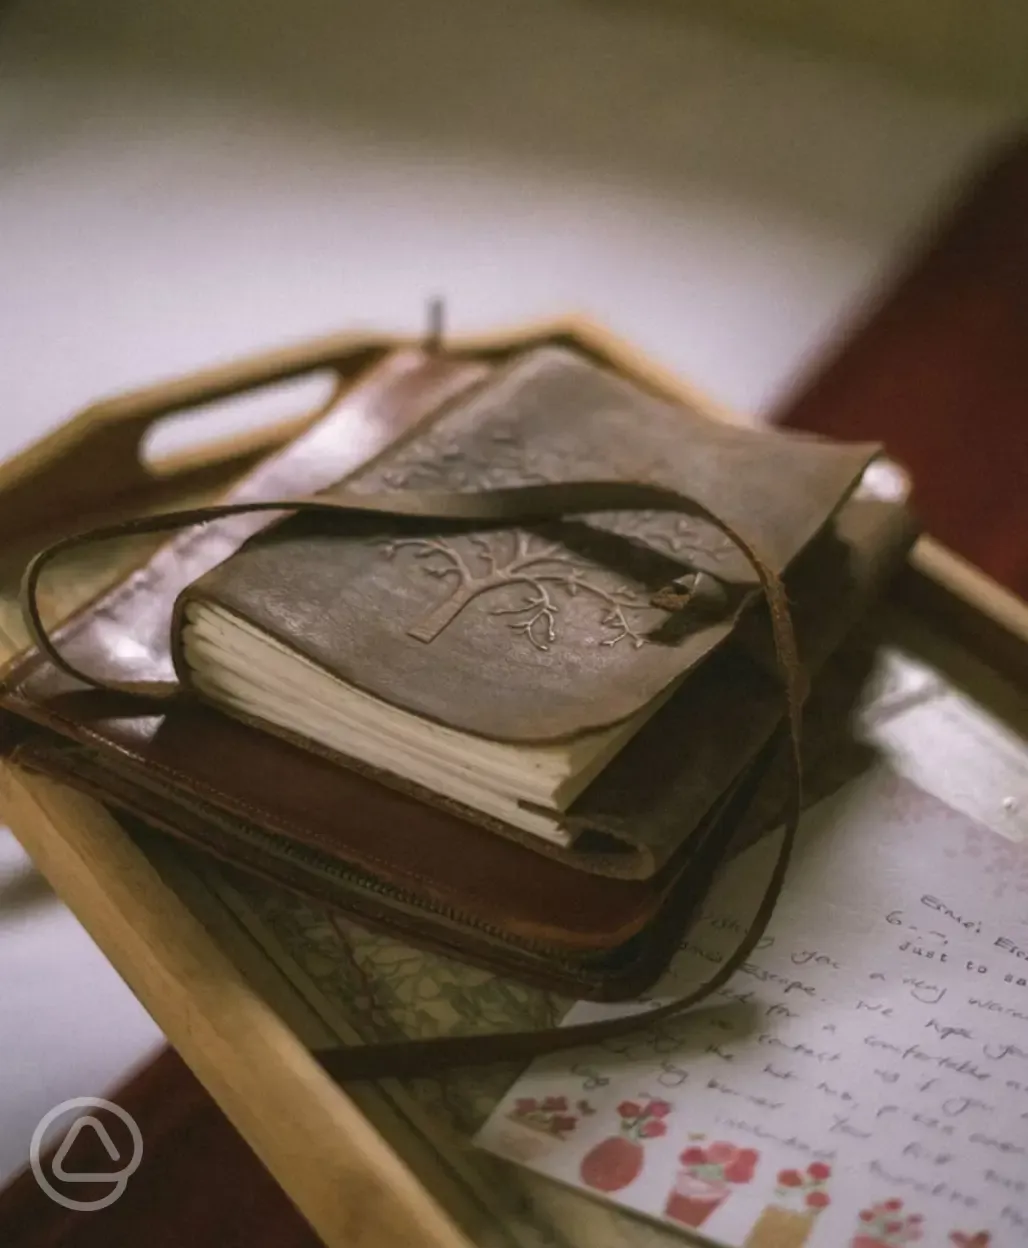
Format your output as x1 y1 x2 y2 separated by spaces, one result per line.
0 0 1017 1187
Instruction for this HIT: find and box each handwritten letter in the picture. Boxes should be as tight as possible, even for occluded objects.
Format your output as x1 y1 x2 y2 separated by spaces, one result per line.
478 770 1028 1247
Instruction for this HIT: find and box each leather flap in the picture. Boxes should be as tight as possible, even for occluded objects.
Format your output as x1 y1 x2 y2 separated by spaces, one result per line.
185 346 880 741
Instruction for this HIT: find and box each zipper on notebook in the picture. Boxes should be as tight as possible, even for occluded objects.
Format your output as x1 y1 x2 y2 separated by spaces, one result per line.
53 750 623 967
198 815 622 969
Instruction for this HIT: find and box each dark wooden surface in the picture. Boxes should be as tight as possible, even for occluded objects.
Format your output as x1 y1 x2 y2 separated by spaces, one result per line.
777 131 1028 599
2 131 1025 1248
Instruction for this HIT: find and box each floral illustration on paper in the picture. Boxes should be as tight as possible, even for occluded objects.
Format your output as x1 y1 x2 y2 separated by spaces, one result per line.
850 1198 924 1246
579 1098 672 1193
663 1139 760 1229
743 1162 831 1247
949 1233 991 1248
506 1094 595 1140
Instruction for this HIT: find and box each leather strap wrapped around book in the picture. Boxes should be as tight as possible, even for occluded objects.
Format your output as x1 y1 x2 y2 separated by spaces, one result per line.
20 478 804 1081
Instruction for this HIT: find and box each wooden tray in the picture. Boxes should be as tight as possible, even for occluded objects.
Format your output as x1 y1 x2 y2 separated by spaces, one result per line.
1 320 1026 1248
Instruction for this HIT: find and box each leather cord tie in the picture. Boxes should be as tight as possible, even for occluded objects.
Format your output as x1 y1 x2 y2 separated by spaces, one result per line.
20 478 804 1082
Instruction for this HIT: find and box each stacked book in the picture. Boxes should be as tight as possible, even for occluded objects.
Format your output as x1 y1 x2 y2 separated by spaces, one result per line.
0 335 915 1008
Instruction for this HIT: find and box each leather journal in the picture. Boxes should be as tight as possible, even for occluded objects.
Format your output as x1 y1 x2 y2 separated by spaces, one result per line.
0 333 916 1021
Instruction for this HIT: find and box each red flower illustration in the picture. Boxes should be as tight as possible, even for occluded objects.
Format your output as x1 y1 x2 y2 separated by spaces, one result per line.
852 1199 925 1246
613 1097 676 1141
770 1161 832 1218
675 1142 759 1184
580 1096 674 1194
723 1149 759 1184
665 1141 760 1230
507 1093 593 1139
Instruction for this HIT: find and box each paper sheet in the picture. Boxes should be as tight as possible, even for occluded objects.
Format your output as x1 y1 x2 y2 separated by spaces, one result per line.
477 769 1028 1248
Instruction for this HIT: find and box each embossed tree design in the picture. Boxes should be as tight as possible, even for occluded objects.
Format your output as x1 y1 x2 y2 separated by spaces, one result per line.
367 412 727 651
380 528 655 650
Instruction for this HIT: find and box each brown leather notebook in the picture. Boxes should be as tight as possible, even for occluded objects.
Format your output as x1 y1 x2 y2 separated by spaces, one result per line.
0 337 914 999
170 345 885 855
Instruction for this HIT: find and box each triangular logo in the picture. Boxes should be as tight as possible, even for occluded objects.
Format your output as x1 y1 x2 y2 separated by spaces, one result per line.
52 1115 122 1183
